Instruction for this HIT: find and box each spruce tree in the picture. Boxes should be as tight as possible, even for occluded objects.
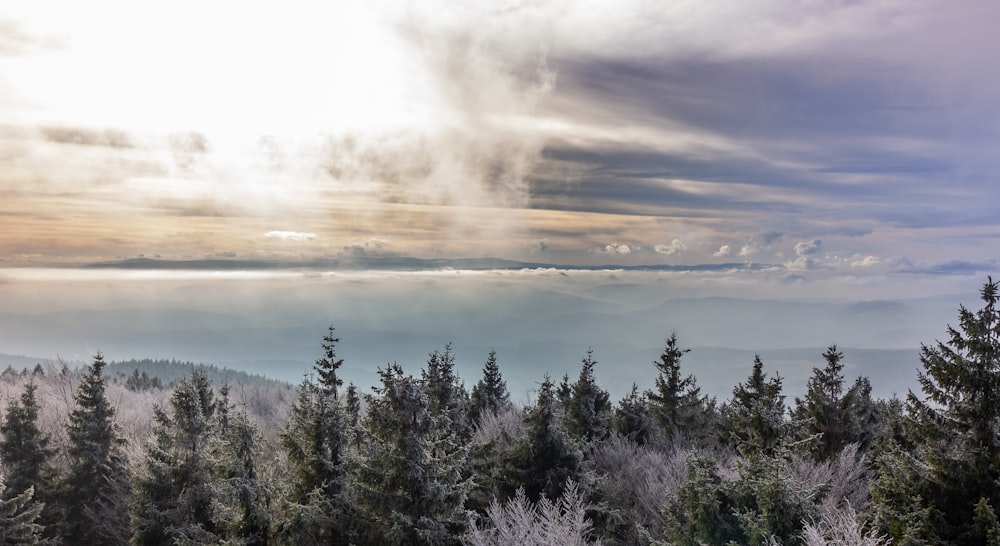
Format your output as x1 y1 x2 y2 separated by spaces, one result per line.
905 277 1000 542
566 348 611 442
647 332 710 443
721 355 786 457
613 384 652 444
278 327 353 544
0 380 59 538
0 485 44 545
131 370 222 545
62 352 131 545
315 325 344 398
354 363 471 545
517 374 581 502
214 399 271 546
469 350 510 426
792 345 873 461
422 344 470 439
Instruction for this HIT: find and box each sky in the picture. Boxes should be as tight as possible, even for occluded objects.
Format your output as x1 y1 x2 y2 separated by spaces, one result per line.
2 1 999 400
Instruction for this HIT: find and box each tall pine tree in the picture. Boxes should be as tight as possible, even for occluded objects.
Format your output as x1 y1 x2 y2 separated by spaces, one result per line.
647 332 710 443
61 352 131 545
278 327 354 545
469 350 510 426
354 363 471 545
792 345 873 461
566 348 611 442
905 277 1000 542
0 380 59 539
721 355 786 457
131 370 222 545
516 374 581 502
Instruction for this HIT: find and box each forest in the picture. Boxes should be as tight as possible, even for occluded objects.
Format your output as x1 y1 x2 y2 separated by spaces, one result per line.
2 278 1000 545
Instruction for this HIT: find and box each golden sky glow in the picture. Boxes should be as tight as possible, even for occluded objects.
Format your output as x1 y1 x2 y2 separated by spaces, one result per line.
2 1 999 273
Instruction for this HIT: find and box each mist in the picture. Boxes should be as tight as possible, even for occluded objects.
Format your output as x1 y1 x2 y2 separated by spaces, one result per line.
0 266 979 401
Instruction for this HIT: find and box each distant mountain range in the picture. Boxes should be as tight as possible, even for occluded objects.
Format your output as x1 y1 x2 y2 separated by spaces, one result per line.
83 256 770 272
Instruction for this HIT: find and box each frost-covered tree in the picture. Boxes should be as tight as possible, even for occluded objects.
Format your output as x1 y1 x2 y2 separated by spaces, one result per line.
566 349 611 442
422 344 470 439
0 485 44 545
0 380 59 538
212 387 271 546
354 363 471 545
62 352 131 545
131 370 222 545
278 328 354 545
469 481 602 546
469 350 510 426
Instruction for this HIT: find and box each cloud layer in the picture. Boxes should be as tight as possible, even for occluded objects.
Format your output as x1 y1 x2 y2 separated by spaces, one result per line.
1 1 999 279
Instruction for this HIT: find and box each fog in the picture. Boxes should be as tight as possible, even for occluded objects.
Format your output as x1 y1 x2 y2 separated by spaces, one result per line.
0 267 982 402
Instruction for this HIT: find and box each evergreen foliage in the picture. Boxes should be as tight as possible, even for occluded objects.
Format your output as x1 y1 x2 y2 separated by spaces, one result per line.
469 350 511 426
62 352 131 545
721 355 786 457
354 363 471 545
0 485 44 545
566 349 612 443
792 346 875 461
6 278 1000 545
131 370 222 545
0 381 59 538
613 384 652 445
277 328 353 544
517 375 582 502
902 276 1000 542
647 332 711 443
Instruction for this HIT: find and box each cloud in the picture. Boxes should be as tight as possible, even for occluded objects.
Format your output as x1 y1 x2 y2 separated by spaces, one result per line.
654 239 685 255
264 231 316 242
592 243 637 256
341 238 391 257
850 254 881 268
892 258 997 276
794 239 822 256
529 239 551 255
713 245 732 257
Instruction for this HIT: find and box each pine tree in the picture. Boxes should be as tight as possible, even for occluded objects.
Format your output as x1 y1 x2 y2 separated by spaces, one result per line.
613 384 652 445
647 332 710 443
62 352 131 545
0 485 44 545
469 350 511 426
354 363 471 545
277 327 354 544
517 375 582 502
566 348 611 442
0 380 59 538
131 370 222 545
315 325 344 398
721 355 786 457
792 345 873 461
422 344 470 439
905 277 1000 542
214 398 271 546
